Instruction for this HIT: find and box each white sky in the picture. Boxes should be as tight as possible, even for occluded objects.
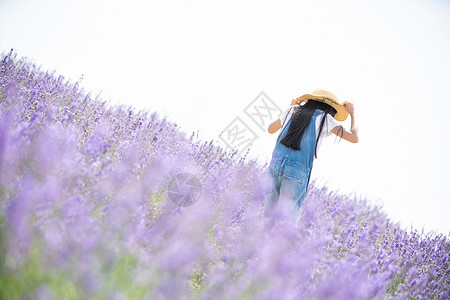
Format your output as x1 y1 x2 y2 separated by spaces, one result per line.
1 0 449 235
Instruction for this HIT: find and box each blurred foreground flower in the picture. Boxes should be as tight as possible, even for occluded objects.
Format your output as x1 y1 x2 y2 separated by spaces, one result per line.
0 49 449 300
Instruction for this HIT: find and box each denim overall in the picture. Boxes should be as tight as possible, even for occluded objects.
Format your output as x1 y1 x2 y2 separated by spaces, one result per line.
263 108 322 224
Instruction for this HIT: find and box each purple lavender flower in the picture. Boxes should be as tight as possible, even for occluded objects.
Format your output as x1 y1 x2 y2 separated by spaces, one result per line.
0 50 449 299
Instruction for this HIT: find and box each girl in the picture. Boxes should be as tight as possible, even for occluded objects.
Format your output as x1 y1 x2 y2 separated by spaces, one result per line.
263 89 359 227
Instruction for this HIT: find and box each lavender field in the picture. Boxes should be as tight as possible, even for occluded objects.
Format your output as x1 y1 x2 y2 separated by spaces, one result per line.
0 49 449 300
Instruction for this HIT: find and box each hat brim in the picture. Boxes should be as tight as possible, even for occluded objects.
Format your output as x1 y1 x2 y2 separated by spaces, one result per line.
297 94 348 121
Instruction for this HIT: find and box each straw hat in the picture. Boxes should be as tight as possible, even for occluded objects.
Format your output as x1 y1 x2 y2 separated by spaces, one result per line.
295 89 349 121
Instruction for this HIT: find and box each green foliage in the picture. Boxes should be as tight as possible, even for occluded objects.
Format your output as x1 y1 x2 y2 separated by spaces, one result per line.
0 236 80 300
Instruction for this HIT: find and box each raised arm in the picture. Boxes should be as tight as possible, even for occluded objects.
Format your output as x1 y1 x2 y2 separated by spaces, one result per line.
331 101 359 143
268 119 282 134
267 98 305 134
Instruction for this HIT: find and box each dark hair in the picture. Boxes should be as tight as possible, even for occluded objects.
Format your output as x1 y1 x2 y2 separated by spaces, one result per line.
280 100 344 158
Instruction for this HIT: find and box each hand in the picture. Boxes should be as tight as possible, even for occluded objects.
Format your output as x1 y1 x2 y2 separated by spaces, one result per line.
343 101 355 114
291 98 306 106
